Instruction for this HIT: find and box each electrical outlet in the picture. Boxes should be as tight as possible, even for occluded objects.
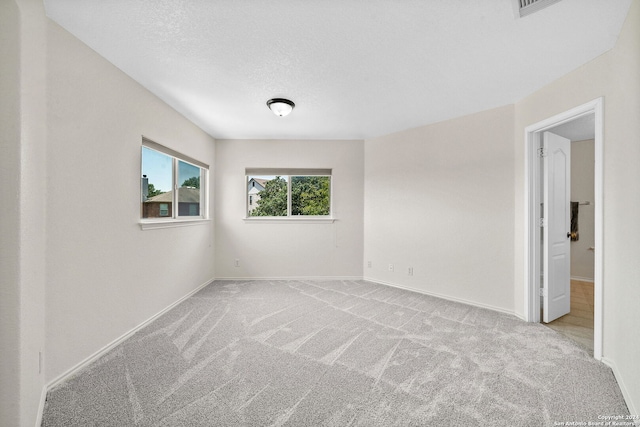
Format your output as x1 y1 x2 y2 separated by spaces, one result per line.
234 259 240 267
388 264 394 272
408 267 413 276
367 261 372 268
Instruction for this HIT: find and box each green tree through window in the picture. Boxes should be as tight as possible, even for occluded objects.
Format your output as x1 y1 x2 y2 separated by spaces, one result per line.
181 176 200 188
250 176 287 216
146 183 164 197
291 176 330 215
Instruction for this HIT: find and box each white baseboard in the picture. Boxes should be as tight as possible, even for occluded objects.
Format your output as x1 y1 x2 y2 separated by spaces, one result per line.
571 275 594 283
43 277 215 393
363 277 515 317
214 276 363 281
35 385 47 427
601 357 639 421
513 312 527 321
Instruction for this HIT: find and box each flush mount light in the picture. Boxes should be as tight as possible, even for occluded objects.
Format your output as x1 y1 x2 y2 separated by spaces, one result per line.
267 98 295 117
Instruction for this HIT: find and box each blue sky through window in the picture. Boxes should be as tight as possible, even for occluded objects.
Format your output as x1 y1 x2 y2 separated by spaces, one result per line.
142 147 172 193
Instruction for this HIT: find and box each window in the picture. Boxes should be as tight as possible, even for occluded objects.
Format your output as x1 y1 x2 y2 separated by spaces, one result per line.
246 168 331 218
141 138 208 222
291 176 331 216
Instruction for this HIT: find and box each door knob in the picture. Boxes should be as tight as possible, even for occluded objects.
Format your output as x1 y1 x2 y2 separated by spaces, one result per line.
566 232 571 239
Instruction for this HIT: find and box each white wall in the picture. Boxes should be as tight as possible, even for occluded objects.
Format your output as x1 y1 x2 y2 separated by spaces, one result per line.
215 139 364 279
363 105 515 313
570 139 595 281
0 1 48 426
44 17 216 385
0 1 34 426
514 0 640 412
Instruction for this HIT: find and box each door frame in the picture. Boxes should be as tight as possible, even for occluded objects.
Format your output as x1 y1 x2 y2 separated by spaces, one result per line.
523 97 604 360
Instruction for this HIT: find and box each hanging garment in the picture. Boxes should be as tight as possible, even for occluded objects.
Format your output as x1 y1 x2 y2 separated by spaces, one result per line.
570 201 579 241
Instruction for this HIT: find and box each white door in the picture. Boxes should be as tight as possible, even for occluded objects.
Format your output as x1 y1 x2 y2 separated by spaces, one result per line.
543 131 571 323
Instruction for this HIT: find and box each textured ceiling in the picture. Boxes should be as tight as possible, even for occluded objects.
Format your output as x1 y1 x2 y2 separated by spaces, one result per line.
44 0 632 140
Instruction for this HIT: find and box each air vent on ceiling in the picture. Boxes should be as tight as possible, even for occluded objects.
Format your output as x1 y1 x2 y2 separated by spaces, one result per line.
518 0 563 17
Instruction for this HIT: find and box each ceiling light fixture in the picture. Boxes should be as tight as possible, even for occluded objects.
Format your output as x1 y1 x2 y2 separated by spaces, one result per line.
267 98 295 117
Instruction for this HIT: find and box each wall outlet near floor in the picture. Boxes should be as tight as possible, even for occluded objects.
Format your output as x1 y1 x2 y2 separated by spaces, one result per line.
234 259 240 267
388 264 394 272
408 267 413 276
367 261 372 268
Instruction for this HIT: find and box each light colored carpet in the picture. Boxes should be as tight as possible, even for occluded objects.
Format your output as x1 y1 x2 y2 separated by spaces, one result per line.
41 279 629 426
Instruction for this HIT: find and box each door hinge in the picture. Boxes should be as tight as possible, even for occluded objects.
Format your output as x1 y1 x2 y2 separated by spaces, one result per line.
538 148 547 158
539 218 546 227
539 288 547 298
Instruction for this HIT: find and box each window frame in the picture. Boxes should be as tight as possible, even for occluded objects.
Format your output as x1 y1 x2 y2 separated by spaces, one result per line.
140 138 209 229
244 168 334 222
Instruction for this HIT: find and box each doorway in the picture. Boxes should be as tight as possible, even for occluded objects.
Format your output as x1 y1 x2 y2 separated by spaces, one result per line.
523 98 604 360
542 118 596 353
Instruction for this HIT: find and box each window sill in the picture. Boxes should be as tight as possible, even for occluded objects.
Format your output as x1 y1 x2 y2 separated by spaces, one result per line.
243 217 336 224
139 218 211 230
